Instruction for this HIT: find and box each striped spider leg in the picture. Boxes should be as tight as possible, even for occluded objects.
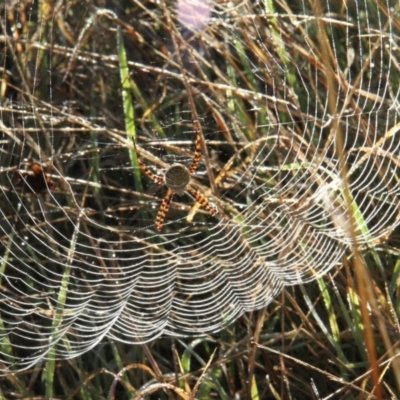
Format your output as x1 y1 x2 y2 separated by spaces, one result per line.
135 132 217 231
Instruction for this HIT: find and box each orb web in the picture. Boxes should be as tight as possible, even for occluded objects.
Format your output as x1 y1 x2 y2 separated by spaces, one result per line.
0 0 399 372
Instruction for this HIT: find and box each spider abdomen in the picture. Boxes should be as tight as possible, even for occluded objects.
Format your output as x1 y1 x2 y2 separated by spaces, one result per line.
165 163 191 195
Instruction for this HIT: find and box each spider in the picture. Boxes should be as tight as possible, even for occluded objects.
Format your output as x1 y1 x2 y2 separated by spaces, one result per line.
135 131 218 231
16 162 56 195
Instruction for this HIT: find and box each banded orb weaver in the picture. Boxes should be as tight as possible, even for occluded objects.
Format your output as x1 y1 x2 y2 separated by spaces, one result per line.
135 130 217 231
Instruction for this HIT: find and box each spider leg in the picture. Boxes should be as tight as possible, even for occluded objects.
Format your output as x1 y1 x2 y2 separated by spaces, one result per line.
156 189 174 231
187 186 217 216
135 150 165 186
188 127 202 174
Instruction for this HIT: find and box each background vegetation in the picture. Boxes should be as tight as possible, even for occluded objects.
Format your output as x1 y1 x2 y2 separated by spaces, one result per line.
0 0 400 399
